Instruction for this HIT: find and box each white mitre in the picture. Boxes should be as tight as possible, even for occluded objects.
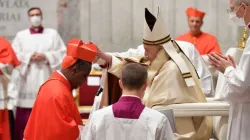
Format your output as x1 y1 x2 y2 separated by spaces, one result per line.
143 8 196 87
143 8 171 45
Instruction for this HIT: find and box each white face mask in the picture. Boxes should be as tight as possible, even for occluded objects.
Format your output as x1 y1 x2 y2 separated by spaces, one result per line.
229 5 247 26
30 16 42 27
229 12 246 26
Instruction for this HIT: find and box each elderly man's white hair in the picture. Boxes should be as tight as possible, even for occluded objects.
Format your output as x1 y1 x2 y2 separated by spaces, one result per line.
233 0 250 5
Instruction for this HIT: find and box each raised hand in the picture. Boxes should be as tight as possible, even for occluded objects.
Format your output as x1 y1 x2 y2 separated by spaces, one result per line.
208 52 235 73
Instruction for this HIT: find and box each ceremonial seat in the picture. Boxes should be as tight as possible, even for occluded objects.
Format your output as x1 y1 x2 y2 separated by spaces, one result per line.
153 100 230 140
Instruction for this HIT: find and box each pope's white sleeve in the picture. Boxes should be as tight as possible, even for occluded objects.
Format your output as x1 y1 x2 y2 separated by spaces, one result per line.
195 56 213 96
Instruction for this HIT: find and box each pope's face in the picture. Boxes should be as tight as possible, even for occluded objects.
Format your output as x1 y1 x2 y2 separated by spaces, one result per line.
188 17 203 33
143 44 161 62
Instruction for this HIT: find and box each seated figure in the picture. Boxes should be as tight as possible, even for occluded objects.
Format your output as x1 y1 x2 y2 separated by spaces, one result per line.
95 8 212 140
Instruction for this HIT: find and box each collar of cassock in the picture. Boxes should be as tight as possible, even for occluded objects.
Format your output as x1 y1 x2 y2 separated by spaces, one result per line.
248 22 250 29
30 26 44 34
50 71 72 91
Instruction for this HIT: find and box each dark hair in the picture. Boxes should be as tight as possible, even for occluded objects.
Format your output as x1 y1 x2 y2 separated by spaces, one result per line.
73 59 92 72
28 7 43 16
121 63 148 90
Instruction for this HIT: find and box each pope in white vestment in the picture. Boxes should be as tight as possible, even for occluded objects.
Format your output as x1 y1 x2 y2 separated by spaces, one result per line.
96 8 212 140
137 42 213 96
11 26 66 139
109 41 213 96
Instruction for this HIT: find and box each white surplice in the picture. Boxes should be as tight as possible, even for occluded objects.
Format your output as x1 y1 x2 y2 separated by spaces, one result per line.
223 36 250 140
215 48 244 100
82 106 176 140
11 28 66 108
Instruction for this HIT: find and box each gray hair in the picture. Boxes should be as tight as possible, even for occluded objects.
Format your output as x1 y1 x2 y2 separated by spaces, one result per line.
233 0 250 5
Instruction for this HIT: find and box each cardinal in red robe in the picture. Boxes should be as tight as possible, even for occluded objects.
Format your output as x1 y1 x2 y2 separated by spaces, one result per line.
0 36 20 140
176 7 222 55
24 39 97 140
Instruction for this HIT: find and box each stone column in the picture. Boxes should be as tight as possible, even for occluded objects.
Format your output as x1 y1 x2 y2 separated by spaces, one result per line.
58 0 81 44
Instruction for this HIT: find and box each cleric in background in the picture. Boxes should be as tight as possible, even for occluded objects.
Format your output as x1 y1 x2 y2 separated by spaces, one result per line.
24 39 97 140
11 7 66 140
176 7 222 55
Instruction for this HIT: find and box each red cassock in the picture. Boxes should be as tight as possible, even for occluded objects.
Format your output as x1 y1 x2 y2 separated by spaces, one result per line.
176 7 222 55
24 72 82 140
0 36 20 73
0 36 20 140
176 32 222 55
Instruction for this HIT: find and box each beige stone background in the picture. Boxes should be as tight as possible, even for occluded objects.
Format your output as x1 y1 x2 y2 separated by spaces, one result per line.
75 0 247 53
1 0 248 53
0 0 58 41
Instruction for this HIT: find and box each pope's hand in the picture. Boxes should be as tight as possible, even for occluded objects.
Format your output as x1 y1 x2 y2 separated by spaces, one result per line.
96 47 112 64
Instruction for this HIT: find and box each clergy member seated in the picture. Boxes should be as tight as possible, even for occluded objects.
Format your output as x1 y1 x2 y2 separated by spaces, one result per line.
176 7 222 55
82 63 176 140
96 8 212 140
136 42 213 96
23 39 97 140
107 41 213 96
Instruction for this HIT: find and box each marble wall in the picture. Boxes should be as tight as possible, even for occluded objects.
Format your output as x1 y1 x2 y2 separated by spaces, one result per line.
0 0 58 42
77 0 246 53
58 0 81 44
